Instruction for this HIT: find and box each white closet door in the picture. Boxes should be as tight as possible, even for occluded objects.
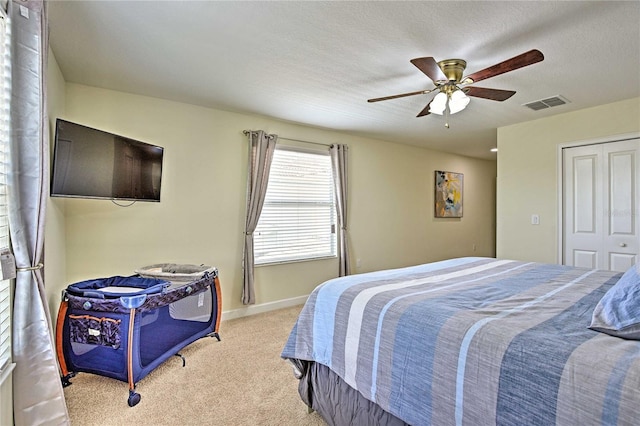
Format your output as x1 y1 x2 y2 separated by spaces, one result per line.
563 138 639 271
564 144 603 269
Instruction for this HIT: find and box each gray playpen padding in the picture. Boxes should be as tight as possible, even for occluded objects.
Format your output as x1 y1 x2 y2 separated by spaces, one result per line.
136 263 217 282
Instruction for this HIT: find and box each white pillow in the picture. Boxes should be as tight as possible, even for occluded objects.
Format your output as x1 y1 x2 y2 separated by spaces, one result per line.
589 263 640 340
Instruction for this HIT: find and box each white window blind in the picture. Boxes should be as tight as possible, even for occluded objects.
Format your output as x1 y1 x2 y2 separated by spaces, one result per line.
0 9 11 375
254 147 336 265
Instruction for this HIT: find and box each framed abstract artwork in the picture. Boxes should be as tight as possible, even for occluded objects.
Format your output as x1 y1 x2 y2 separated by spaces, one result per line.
434 170 463 218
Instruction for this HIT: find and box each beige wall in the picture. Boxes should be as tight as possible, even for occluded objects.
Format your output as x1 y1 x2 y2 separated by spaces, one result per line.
44 55 497 316
45 48 67 319
496 97 640 263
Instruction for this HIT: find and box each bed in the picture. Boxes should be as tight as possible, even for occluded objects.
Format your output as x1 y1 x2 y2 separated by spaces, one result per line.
281 257 640 425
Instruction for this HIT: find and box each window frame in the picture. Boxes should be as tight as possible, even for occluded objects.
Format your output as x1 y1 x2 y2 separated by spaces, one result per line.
254 144 337 266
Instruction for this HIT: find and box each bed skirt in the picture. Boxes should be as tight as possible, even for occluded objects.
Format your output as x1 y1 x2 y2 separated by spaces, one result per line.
293 359 408 426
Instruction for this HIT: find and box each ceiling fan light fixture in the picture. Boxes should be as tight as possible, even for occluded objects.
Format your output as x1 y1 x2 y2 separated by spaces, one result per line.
369 49 544 124
429 92 448 115
448 89 470 114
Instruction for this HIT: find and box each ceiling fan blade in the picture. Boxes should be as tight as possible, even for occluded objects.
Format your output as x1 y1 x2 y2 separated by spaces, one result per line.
464 86 516 101
410 57 447 83
416 100 432 117
464 49 544 84
368 89 433 103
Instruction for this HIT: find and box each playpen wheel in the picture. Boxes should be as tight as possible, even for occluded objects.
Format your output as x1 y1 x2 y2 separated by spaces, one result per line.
127 391 141 407
61 374 75 388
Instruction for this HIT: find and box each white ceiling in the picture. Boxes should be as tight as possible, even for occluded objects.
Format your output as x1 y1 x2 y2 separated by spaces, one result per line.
47 1 640 160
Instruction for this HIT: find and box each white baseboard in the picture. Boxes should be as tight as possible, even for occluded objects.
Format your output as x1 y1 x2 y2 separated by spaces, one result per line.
221 294 309 321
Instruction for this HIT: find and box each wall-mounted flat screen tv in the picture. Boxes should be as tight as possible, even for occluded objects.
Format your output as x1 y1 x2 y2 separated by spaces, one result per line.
51 119 164 202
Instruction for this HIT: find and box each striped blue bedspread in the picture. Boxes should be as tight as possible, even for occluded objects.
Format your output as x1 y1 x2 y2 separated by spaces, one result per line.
281 257 640 425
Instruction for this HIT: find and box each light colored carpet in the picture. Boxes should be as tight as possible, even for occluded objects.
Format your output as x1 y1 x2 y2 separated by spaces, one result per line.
64 305 326 425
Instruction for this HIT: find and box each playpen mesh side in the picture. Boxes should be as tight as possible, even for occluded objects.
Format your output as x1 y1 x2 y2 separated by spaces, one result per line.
138 289 213 367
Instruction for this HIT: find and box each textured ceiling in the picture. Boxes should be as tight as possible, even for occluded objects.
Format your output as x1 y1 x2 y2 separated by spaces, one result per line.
48 1 640 160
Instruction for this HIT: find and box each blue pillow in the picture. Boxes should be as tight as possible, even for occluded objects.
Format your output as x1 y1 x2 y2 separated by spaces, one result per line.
589 263 640 340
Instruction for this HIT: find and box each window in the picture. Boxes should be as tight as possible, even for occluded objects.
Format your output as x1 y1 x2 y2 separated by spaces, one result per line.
0 9 11 376
254 146 336 265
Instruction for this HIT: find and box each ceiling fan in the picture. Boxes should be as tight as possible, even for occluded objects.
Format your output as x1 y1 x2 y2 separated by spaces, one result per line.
367 49 544 128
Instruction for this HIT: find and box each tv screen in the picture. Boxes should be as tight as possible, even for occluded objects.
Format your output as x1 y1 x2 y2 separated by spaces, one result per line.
51 119 164 202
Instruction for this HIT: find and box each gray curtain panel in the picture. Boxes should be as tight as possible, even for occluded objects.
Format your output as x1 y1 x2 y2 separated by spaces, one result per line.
242 130 277 305
330 144 350 276
9 1 70 423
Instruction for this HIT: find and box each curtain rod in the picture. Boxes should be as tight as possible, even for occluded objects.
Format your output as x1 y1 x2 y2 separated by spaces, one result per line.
278 137 332 148
243 130 332 148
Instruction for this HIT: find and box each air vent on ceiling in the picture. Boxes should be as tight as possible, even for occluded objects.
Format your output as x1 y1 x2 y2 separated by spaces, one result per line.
523 95 570 111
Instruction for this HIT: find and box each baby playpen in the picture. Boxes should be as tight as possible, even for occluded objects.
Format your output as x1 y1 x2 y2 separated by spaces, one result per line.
55 264 221 406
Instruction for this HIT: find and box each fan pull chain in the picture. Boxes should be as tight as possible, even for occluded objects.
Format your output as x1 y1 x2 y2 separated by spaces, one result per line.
445 96 450 129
